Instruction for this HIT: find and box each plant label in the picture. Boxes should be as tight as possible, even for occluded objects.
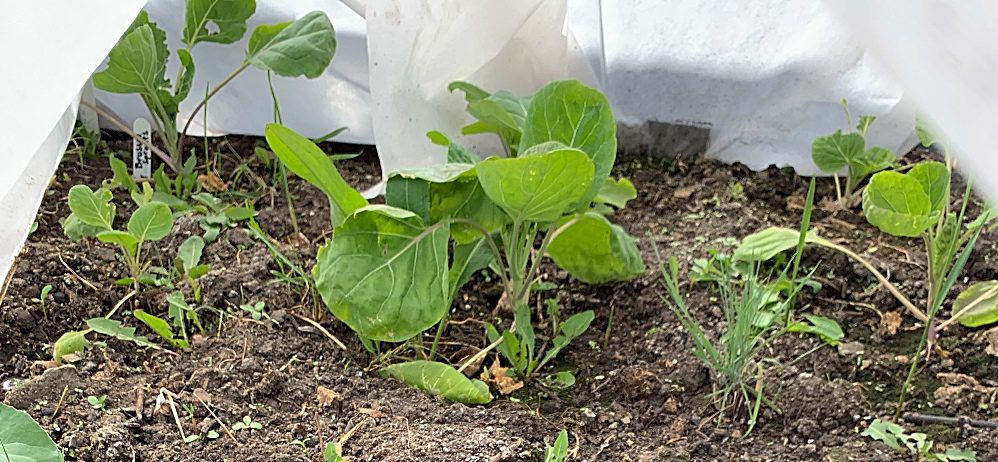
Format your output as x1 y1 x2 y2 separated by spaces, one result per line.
132 118 152 179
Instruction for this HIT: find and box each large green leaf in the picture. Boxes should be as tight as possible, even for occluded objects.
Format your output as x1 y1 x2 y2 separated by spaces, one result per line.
134 309 188 348
315 205 450 342
265 124 367 227
246 11 335 78
0 403 62 462
519 80 615 208
547 213 644 284
476 148 594 223
127 202 173 242
732 227 829 262
183 0 256 48
810 130 864 173
96 230 139 255
380 360 492 405
953 281 998 327
908 161 950 217
67 185 115 231
863 170 935 237
92 21 168 95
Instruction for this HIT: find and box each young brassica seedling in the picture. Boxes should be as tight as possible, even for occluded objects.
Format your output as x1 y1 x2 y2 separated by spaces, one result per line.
63 185 174 291
811 100 895 206
92 3 337 170
265 80 644 403
862 419 976 461
544 429 570 462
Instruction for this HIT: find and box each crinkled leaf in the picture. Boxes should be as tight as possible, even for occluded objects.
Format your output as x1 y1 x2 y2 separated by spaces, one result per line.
183 0 255 48
863 171 934 237
787 314 844 346
246 11 335 78
852 147 894 179
594 177 637 209
68 185 115 231
265 124 367 227
861 418 904 450
0 402 63 462
62 214 105 240
52 330 90 363
128 202 173 242
732 227 828 262
134 309 188 348
953 281 998 328
476 148 594 223
547 213 644 284
92 21 168 95
908 161 950 217
381 360 492 405
178 236 205 274
520 80 615 209
87 318 161 350
427 130 478 164
315 205 450 342
811 130 864 174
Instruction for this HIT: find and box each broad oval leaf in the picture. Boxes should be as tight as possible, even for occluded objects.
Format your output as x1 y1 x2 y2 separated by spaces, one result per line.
92 22 168 95
811 130 864 173
520 80 615 209
265 124 367 227
127 202 174 242
908 161 950 217
246 11 335 78
67 185 115 231
0 403 63 462
380 360 492 405
183 0 256 48
863 171 934 237
732 227 828 262
476 148 594 223
178 236 205 273
594 177 637 209
953 280 998 328
315 205 450 342
52 330 90 363
547 213 644 284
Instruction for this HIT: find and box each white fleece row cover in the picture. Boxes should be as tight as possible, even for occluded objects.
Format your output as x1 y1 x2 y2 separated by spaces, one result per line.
0 0 950 285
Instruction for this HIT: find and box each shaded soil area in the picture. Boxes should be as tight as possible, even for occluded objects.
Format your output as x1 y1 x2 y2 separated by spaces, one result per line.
3 135 998 461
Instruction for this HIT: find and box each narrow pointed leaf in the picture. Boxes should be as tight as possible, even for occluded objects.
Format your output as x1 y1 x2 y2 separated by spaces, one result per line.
732 227 829 262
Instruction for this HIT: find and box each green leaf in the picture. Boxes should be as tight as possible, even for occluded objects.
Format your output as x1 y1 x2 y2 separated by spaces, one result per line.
811 130 864 174
540 310 594 367
322 442 344 462
547 213 644 284
427 130 479 164
183 0 255 48
786 314 844 346
449 238 495 301
544 429 569 462
938 448 977 461
96 230 139 255
594 177 637 209
265 124 367 227
108 157 138 192
134 309 188 348
916 116 939 147
952 281 998 327
62 213 105 240
852 147 894 179
173 49 196 103
448 83 530 152
246 11 336 78
520 80 616 209
128 202 174 242
861 418 904 451
67 185 115 231
447 81 490 102
86 318 161 350
856 115 877 134
178 236 205 274
92 22 168 95
315 205 450 342
476 148 594 223
385 176 430 223
908 161 950 217
863 170 935 237
0 402 63 462
732 227 829 262
52 330 90 363
380 360 493 405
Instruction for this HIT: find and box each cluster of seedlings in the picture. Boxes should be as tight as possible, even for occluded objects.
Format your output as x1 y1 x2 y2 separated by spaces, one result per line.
4 2 997 461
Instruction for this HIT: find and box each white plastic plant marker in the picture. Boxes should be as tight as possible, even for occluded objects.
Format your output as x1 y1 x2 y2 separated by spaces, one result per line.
132 118 153 179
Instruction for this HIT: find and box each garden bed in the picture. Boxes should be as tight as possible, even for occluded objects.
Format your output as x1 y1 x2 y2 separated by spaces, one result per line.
2 136 997 461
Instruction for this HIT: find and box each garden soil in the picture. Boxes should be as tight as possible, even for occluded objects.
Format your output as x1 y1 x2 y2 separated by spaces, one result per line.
2 135 997 461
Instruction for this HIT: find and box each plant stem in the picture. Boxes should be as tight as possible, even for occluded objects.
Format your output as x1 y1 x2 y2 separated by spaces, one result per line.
457 336 504 373
178 61 252 149
428 315 448 361
786 178 816 325
79 100 175 171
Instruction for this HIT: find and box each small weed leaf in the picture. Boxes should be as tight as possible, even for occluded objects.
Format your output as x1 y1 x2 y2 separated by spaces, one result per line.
786 314 844 346
952 280 998 327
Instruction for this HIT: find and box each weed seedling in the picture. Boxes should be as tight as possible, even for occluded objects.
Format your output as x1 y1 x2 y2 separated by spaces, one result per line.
240 301 271 322
232 416 263 431
862 419 976 461
811 99 895 206
544 429 569 462
31 284 53 307
86 395 106 411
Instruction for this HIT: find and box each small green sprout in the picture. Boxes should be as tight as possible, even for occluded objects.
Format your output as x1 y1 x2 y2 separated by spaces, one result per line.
31 284 53 307
232 416 263 431
86 395 106 410
240 301 271 322
544 429 569 462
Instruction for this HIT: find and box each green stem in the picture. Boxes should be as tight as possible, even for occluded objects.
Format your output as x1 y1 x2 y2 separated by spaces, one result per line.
428 315 448 361
178 61 252 150
785 178 816 325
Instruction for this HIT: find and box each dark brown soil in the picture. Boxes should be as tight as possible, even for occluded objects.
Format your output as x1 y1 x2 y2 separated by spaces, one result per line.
3 134 997 462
